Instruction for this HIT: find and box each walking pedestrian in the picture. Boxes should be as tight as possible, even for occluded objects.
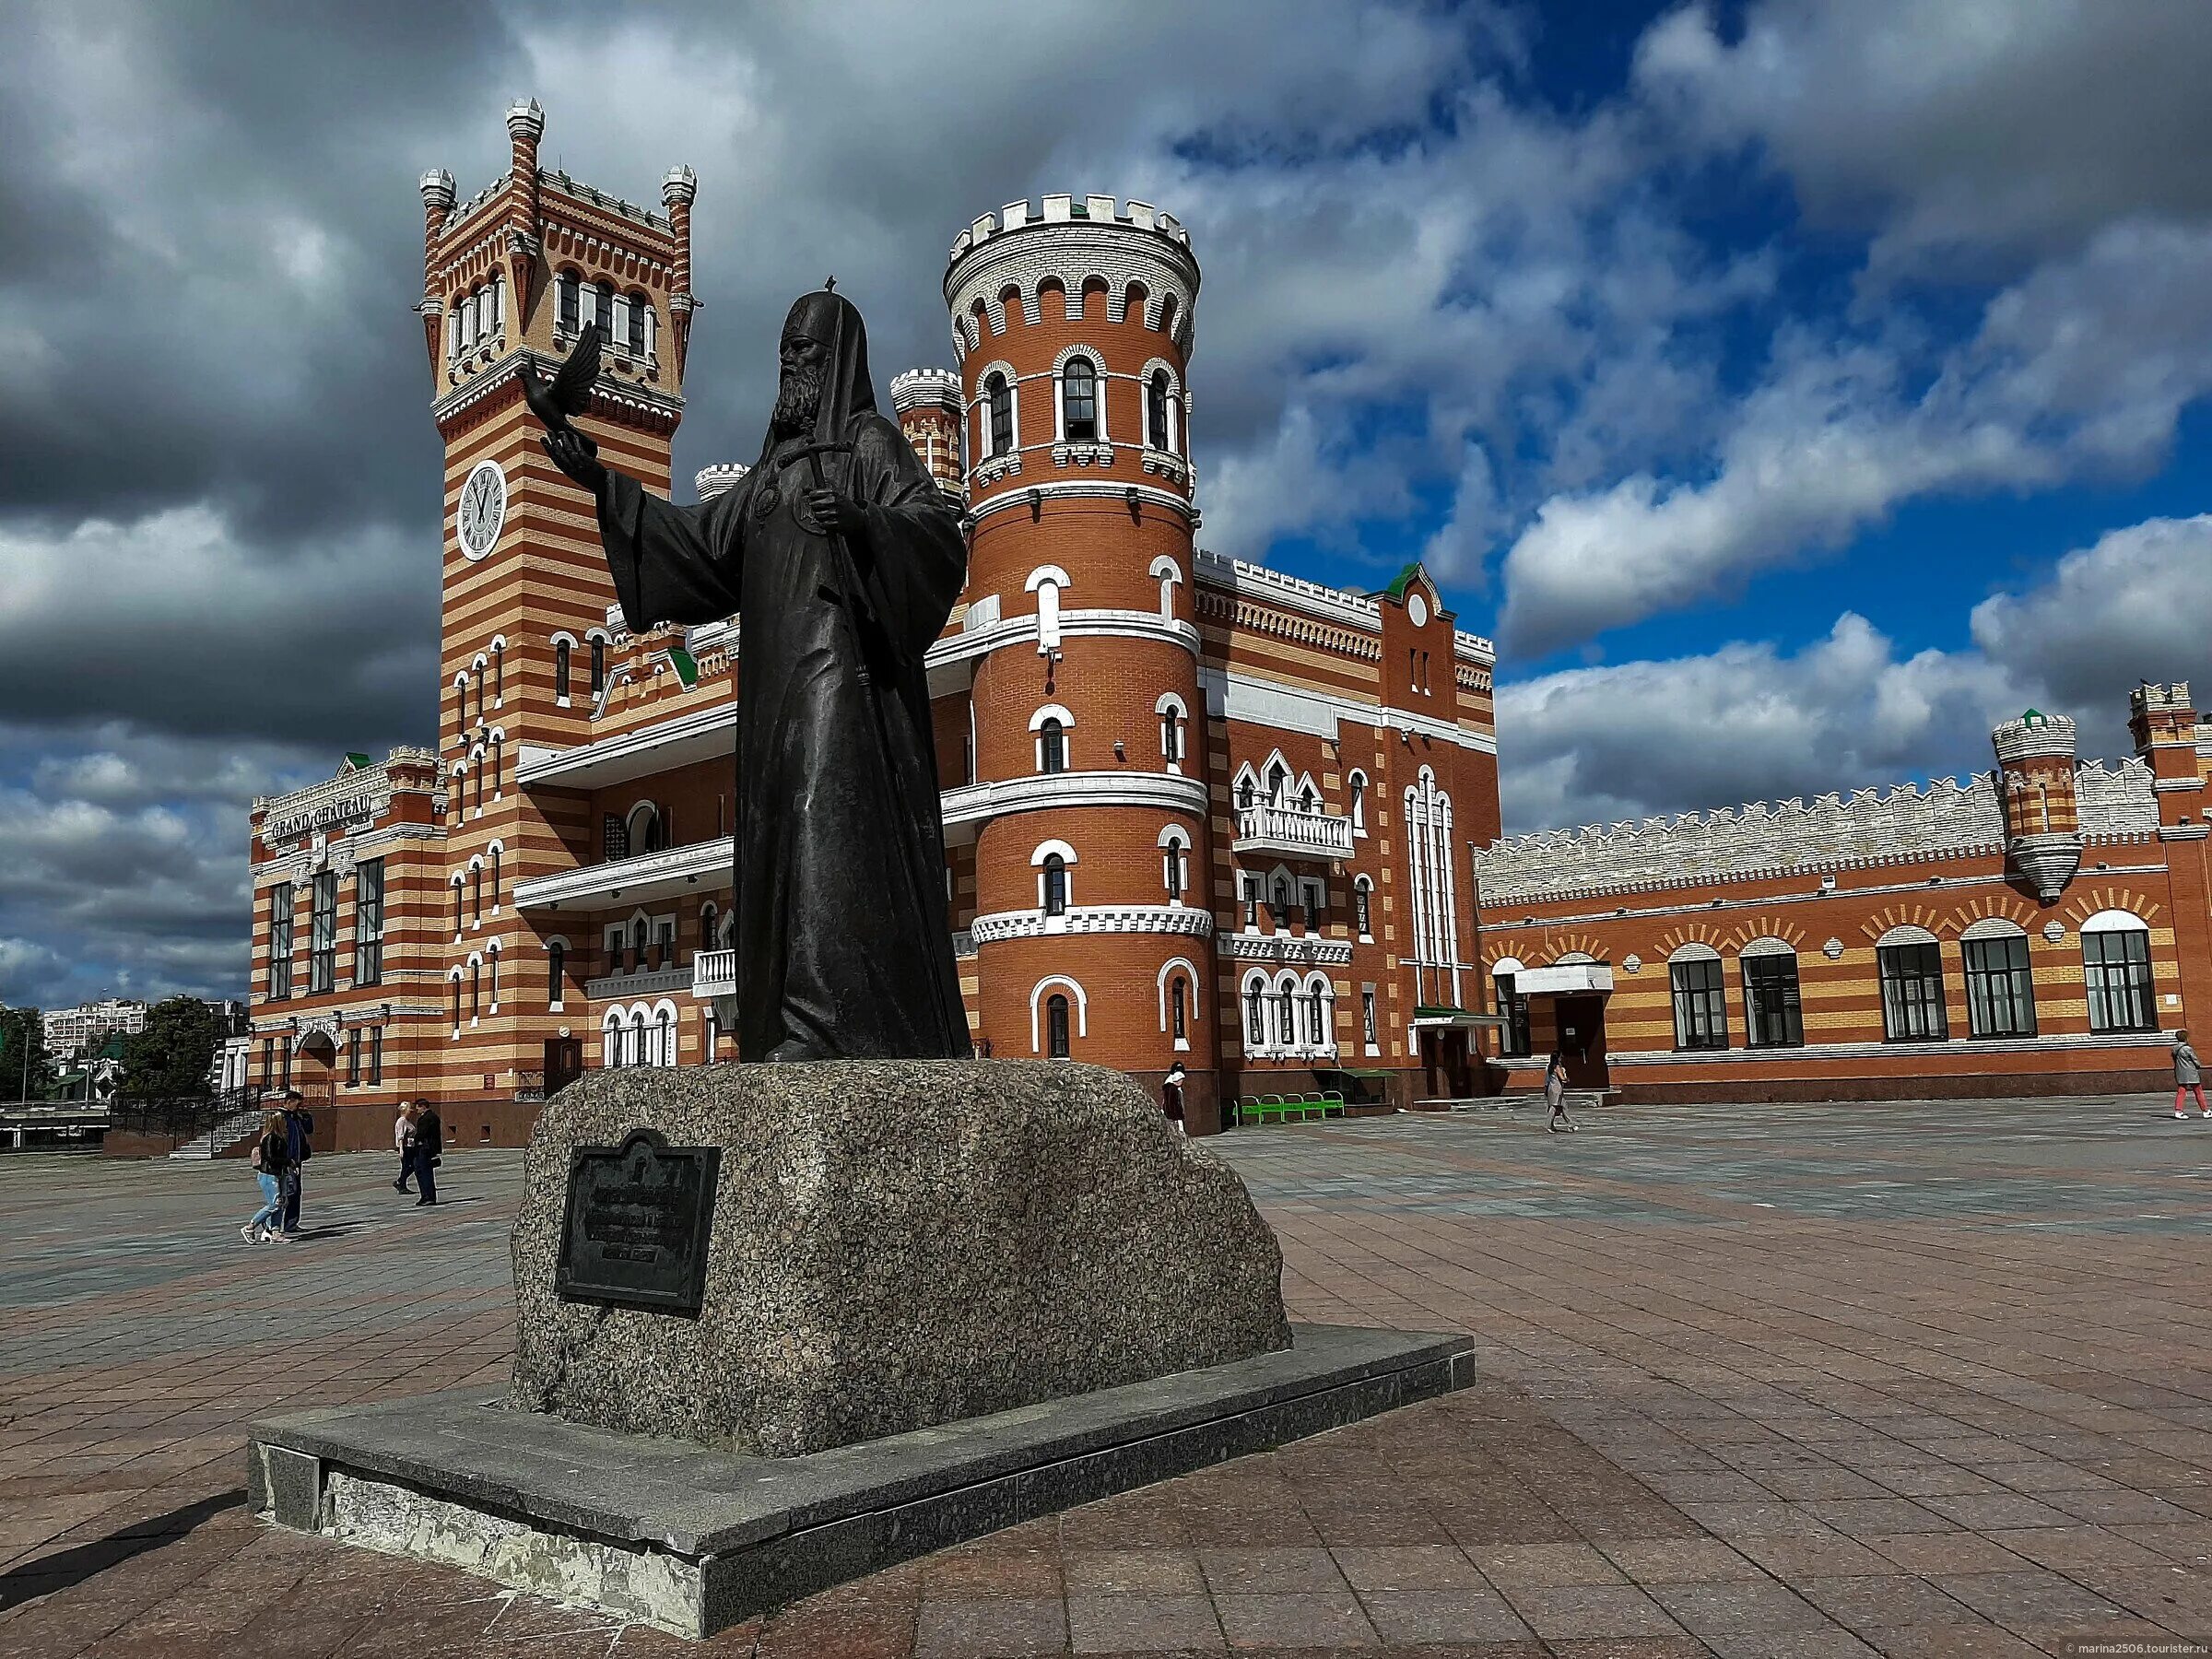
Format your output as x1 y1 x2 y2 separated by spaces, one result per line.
393 1102 417 1194
276 1090 312 1235
1543 1050 1577 1133
2173 1029 2207 1120
413 1100 441 1206
1161 1062 1188 1138
241 1112 291 1244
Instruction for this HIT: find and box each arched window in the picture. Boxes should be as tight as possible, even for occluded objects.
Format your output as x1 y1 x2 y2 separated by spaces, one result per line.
1741 940 1805 1048
1161 832 1188 899
629 917 648 973
1492 959 1532 1057
488 946 500 1010
1171 977 1188 1043
590 636 607 697
601 1010 622 1068
1028 567 1066 654
1348 771 1368 832
1876 925 1948 1042
1669 944 1727 1051
547 941 566 1008
985 372 1013 457
471 758 484 814
1042 853 1068 917
1244 981 1265 1047
450 880 463 935
594 279 616 341
700 902 719 954
1268 762 1288 806
491 640 504 702
2082 911 2157 1033
1160 709 1182 764
1236 776 1256 811
449 975 462 1033
1354 877 1373 937
1271 875 1291 915
473 663 485 726
1147 370 1170 451
555 638 571 702
1046 994 1071 1059
489 846 501 911
627 292 648 356
628 803 667 854
488 735 503 798
1061 356 1098 441
1959 921 2033 1039
655 1007 675 1066
1307 980 1330 1051
1274 978 1296 1048
557 270 581 335
469 959 482 1022
471 864 483 923
1038 716 1066 773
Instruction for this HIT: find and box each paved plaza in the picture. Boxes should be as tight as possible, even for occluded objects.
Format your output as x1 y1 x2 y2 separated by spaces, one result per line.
3 1097 2211 1657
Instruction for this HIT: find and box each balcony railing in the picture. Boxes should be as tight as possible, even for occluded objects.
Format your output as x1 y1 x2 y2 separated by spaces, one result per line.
693 948 737 999
1231 803 1354 859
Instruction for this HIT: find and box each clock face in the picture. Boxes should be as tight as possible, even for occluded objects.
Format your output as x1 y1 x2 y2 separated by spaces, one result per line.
1406 591 1430 628
456 460 507 561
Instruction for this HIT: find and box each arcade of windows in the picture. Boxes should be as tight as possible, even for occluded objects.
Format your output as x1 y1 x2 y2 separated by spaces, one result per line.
1650 912 2159 1051
553 271 657 360
1241 971 1337 1058
263 857 386 1001
974 359 1185 461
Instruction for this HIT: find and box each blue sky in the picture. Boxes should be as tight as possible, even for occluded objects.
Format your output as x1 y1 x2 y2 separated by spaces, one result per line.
0 0 2208 1006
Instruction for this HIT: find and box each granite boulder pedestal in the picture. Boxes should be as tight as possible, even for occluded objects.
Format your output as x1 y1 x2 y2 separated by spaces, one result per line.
249 1060 1477 1637
510 1059 1292 1455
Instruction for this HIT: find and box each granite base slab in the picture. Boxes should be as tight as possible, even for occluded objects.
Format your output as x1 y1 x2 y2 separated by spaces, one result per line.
248 1323 1475 1639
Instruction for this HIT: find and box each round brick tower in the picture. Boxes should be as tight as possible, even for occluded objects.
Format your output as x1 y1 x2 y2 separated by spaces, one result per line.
1993 710 2083 903
942 196 1211 1072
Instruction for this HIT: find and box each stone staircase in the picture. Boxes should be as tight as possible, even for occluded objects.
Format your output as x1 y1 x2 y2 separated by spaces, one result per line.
167 1101 267 1160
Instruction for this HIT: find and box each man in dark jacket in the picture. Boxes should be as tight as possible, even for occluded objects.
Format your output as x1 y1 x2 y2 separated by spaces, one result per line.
413 1100 441 1206
276 1091 313 1235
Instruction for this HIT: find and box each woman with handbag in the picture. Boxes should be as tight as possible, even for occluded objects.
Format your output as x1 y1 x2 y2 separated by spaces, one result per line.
241 1112 292 1243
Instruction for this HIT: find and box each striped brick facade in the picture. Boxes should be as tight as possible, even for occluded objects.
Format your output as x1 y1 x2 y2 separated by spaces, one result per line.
1472 684 2212 1103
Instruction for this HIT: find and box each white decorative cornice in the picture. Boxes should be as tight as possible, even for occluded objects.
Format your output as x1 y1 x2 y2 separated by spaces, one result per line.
940 770 1207 831
970 904 1214 945
968 478 1191 521
1218 932 1354 966
512 836 733 911
429 348 684 429
926 606 1196 676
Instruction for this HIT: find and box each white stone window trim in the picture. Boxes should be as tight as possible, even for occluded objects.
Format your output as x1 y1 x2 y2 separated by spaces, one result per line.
1026 564 1070 655
2080 908 2151 934
1154 688 1188 771
1032 838 1078 923
1958 917 2030 943
1738 935 1795 958
973 359 1019 459
1157 956 1200 1046
1030 702 1076 773
1138 356 1184 454
550 630 579 708
1354 874 1376 941
543 934 571 1013
1875 924 1941 948
1030 975 1088 1054
1052 344 1107 444
1148 554 1183 624
1667 941 1722 964
488 634 508 707
1157 823 1192 903
1347 769 1369 835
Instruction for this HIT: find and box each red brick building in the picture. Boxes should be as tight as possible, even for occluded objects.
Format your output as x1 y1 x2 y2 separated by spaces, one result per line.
244 109 1501 1139
1471 690 2212 1103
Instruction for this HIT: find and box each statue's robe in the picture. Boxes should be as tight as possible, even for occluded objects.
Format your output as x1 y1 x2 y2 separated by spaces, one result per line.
592 296 969 1061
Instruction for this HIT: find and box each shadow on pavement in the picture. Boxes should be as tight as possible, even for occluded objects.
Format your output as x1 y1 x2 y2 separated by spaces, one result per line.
0 1488 244 1612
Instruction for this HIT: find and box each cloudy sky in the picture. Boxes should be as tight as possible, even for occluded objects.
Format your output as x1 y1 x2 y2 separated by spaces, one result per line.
4 0 2210 1007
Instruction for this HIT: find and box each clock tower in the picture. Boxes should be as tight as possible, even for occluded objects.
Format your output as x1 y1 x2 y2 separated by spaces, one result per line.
418 101 693 1100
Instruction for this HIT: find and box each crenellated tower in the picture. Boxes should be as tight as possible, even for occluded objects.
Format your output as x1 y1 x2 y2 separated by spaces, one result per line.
1993 710 2083 902
888 368 967 498
938 196 1210 1067
417 101 691 1099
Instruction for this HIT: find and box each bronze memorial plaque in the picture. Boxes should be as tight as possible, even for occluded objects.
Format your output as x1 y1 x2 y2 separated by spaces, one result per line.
555 1128 721 1316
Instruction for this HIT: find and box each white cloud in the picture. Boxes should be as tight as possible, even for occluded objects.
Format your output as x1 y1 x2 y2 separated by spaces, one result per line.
1498 511 2212 833
1499 220 2212 655
1636 0 2212 276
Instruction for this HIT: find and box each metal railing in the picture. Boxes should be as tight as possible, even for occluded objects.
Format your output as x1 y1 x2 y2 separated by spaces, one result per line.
108 1084 268 1143
692 948 737 998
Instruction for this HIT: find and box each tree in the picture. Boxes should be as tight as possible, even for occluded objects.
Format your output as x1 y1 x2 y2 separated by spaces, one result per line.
119 996 223 1101
0 1006 54 1101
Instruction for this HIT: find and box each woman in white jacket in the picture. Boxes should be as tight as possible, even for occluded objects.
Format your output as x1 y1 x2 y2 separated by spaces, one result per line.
1543 1050 1576 1133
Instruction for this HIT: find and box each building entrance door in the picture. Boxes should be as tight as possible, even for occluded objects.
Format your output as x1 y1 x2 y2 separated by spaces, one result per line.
295 1035 337 1108
1553 994 1609 1090
544 1039 583 1097
1418 1029 1475 1100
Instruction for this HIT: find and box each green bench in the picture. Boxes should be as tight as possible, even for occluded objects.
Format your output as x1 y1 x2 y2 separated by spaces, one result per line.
1231 1090 1347 1126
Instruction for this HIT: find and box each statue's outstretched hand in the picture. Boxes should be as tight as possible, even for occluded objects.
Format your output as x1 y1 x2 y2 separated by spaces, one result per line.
542 424 606 491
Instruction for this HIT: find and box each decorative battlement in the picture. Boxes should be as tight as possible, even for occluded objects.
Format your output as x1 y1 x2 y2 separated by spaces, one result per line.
253 747 441 844
2133 681 2194 715
889 368 963 412
1189 550 1497 664
1992 709 2077 765
695 463 749 501
948 196 1189 265
1474 759 2158 905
